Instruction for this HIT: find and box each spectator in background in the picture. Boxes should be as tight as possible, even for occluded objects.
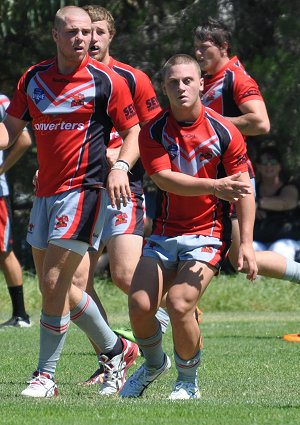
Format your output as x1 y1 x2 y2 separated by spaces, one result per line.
253 145 300 344
253 145 300 260
0 93 32 328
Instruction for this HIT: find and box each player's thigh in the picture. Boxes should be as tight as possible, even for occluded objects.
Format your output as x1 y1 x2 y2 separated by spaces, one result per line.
167 260 216 312
129 256 175 312
107 234 143 292
72 251 91 291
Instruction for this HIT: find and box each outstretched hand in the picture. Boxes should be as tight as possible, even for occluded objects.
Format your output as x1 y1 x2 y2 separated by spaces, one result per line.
214 172 252 202
237 242 258 281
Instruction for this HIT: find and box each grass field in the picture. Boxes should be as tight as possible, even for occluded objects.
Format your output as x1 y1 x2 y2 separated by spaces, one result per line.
1 272 300 425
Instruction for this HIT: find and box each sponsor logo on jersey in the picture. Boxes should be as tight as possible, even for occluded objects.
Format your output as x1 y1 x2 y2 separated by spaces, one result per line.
33 120 85 132
241 89 260 99
71 93 85 107
167 144 179 160
237 154 248 166
123 103 136 120
115 212 128 226
52 78 70 83
146 96 160 112
32 88 45 104
55 215 69 229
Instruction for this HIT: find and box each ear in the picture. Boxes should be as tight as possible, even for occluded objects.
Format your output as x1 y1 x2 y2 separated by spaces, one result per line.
199 77 204 92
220 41 229 57
52 28 58 43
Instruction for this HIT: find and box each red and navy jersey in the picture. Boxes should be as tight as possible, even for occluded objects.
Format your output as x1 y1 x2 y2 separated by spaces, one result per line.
7 55 138 197
107 56 161 194
139 106 249 238
202 56 263 179
202 56 263 116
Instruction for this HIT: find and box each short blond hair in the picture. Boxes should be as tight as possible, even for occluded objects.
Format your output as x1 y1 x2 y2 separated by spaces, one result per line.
161 54 201 80
83 5 116 36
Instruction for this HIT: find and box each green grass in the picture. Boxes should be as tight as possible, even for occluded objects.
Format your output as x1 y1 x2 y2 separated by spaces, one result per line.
1 272 300 425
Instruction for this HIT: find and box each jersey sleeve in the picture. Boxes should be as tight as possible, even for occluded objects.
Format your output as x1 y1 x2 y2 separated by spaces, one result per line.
233 70 264 106
107 73 139 132
222 120 249 175
6 71 31 122
139 124 171 176
133 69 161 122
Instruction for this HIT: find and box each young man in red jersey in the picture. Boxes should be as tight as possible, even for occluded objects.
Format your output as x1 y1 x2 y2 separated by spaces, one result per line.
194 18 300 286
71 5 169 386
119 54 256 400
0 6 141 398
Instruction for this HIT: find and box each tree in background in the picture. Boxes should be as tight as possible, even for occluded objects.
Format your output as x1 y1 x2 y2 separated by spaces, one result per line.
0 0 299 267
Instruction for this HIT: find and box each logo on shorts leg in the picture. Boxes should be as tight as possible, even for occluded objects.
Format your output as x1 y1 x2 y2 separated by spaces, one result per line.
28 223 34 233
115 212 128 226
55 215 69 228
148 240 157 249
201 246 213 253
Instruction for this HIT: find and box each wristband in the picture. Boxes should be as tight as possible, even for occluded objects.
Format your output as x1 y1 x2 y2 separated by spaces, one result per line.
110 160 130 173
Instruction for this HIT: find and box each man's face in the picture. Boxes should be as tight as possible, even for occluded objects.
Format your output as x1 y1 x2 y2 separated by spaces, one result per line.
89 20 113 63
53 12 92 65
194 38 224 74
162 62 204 110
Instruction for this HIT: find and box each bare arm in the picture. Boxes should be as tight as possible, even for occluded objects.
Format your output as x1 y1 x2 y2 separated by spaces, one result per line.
235 173 257 281
106 124 140 209
225 100 270 136
0 115 28 150
259 185 298 211
151 170 252 203
0 129 32 175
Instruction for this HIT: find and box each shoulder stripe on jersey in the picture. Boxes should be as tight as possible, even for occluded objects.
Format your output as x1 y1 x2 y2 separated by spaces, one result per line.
112 65 137 98
149 111 169 144
205 110 232 154
222 70 241 117
22 62 55 121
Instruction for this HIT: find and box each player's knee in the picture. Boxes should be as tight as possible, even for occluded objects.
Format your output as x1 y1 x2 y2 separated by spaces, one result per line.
166 296 191 321
111 268 133 294
128 292 155 323
72 268 88 291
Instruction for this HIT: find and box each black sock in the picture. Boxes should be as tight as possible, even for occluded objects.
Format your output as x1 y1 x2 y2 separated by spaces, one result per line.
8 285 28 318
103 337 123 359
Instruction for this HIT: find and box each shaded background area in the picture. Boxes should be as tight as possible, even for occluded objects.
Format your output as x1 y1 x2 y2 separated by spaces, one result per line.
0 0 299 269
